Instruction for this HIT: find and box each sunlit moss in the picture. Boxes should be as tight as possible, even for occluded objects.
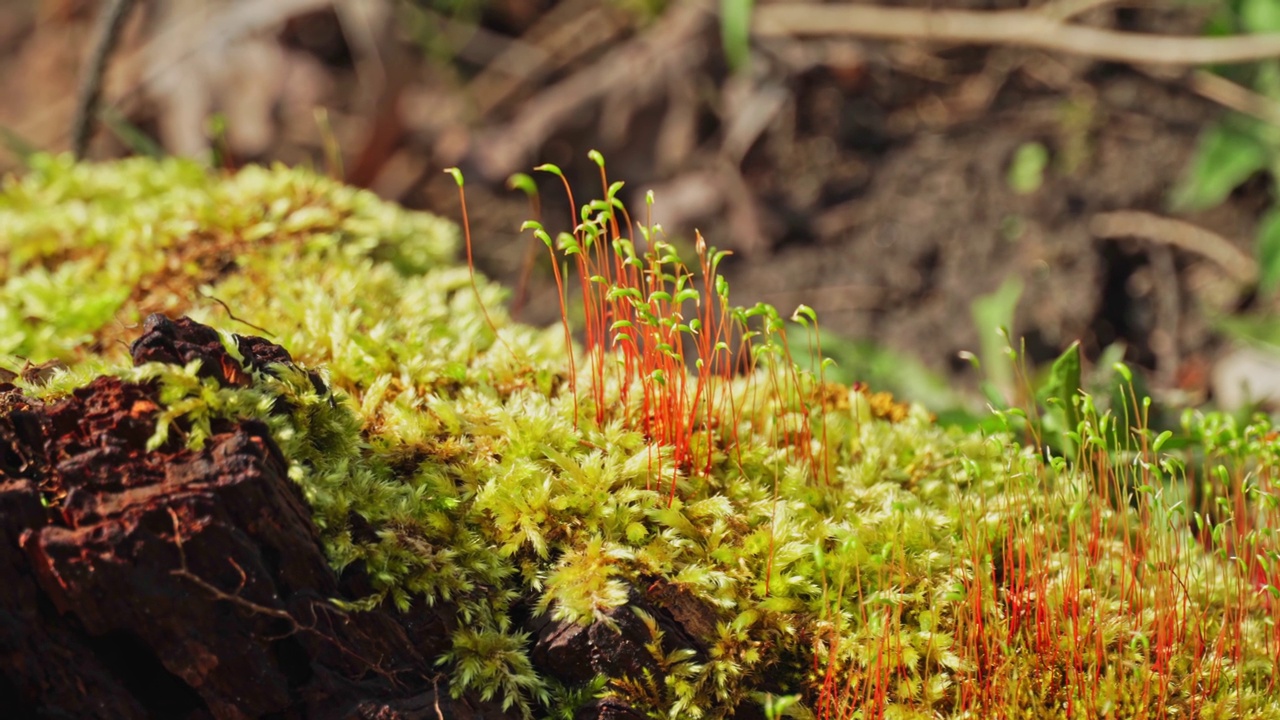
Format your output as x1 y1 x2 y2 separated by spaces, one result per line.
5 156 1280 720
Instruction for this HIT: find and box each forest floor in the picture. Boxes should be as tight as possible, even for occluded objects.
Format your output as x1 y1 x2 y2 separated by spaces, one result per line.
0 0 1270 409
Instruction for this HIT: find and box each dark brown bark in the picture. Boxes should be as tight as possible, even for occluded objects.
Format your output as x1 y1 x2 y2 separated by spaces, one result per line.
0 314 514 720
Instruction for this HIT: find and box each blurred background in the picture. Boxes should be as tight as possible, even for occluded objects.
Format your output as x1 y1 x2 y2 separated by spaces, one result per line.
5 0 1280 416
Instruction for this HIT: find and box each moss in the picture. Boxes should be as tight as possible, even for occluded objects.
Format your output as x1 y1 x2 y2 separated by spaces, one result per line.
5 155 1280 720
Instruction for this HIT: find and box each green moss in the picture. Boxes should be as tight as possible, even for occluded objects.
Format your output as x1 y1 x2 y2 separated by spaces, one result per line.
5 156 1280 720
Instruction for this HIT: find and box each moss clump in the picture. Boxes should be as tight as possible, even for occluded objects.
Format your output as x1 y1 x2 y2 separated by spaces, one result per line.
5 156 1280 720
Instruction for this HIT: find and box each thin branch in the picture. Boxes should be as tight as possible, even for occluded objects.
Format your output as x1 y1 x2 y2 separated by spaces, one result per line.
471 0 713 180
465 0 624 116
1130 64 1280 126
1091 210 1258 285
1187 69 1280 126
71 0 138 159
202 291 276 338
1039 0 1120 21
433 675 445 720
754 4 1280 66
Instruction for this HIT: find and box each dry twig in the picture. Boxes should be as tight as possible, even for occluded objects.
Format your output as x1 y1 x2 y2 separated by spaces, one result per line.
71 0 138 158
1040 0 1120 21
754 4 1280 66
471 0 714 180
1186 69 1280 126
201 291 275 338
464 0 628 116
1091 210 1258 284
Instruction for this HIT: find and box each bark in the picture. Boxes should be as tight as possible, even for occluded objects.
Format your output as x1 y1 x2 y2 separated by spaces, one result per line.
0 314 512 720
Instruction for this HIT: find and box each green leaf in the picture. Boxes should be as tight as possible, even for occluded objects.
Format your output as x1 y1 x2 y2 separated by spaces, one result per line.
625 522 648 543
969 276 1023 405
1257 206 1280 292
1242 0 1280 33
721 0 755 71
1007 142 1049 195
1255 59 1280 102
1045 341 1082 429
1040 341 1082 455
758 596 803 613
1204 7 1235 38
1171 122 1268 212
542 444 588 487
757 692 802 720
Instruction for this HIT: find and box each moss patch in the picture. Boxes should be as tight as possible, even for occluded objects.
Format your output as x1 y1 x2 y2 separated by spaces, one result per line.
5 156 1280 719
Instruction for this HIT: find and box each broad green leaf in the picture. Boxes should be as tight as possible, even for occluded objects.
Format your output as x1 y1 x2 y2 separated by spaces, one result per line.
1257 206 1280 293
1045 341 1081 425
970 276 1023 405
1170 122 1268 212
1040 341 1082 455
1242 0 1280 34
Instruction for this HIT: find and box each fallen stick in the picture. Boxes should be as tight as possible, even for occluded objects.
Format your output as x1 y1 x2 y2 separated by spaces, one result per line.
71 0 138 158
1091 210 1258 284
754 4 1280 66
471 0 713 180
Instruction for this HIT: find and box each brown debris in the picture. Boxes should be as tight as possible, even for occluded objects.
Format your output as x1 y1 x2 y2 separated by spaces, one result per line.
857 385 913 423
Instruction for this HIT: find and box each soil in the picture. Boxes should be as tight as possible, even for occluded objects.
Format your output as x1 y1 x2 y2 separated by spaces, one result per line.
0 0 1269 402
415 55 1259 403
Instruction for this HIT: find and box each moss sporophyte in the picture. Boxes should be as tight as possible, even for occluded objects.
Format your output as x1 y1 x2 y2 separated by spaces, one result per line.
6 154 1280 719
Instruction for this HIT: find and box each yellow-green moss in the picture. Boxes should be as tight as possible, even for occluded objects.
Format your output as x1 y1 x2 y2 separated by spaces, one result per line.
4 156 1280 720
